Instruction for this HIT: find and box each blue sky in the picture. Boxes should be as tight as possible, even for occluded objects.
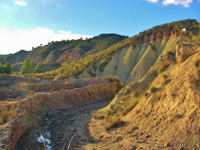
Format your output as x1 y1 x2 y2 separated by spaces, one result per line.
0 0 199 54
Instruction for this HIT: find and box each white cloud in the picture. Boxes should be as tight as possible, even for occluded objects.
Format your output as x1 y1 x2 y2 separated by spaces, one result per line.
14 1 27 6
146 0 193 7
148 0 159 3
0 27 93 55
162 0 193 7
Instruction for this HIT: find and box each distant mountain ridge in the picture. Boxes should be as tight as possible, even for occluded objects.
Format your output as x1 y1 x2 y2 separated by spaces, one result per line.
0 34 126 71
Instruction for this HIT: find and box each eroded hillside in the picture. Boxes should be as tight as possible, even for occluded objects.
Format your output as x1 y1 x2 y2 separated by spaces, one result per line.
84 43 200 150
43 19 200 85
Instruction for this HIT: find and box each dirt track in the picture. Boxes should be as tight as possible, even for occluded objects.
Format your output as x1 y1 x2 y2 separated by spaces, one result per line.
17 99 110 150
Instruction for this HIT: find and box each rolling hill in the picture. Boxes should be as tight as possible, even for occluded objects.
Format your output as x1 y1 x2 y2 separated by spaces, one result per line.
0 34 126 71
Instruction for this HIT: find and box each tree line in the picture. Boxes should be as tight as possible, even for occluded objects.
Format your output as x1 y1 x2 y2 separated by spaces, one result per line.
0 58 43 74
20 58 43 74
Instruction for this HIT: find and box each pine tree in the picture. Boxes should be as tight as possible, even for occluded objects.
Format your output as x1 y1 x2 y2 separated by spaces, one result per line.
35 64 43 73
3 62 12 74
0 63 3 73
20 58 33 74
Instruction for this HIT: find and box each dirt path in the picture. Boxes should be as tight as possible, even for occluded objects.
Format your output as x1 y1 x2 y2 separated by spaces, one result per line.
17 99 109 150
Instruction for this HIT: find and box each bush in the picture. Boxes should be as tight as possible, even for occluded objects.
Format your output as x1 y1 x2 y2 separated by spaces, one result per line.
93 113 105 120
0 112 9 124
0 62 12 74
105 116 126 130
122 98 139 115
0 105 18 124
150 87 157 93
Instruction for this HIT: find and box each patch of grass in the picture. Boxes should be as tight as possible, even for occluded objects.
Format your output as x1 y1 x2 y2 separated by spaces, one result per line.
121 97 140 115
110 104 115 110
0 111 10 124
104 109 116 120
162 74 168 79
0 104 18 124
105 116 126 131
93 113 105 120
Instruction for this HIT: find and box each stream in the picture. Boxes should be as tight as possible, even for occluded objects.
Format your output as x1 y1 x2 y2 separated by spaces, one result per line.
17 99 109 150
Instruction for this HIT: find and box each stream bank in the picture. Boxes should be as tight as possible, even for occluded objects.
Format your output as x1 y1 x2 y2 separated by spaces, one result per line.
17 99 109 150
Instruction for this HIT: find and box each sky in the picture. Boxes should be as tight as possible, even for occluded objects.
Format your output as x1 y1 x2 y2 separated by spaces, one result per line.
0 0 199 55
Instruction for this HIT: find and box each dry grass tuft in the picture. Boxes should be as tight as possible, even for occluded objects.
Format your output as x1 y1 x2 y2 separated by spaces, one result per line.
0 104 18 124
121 97 140 116
105 116 126 131
0 111 10 124
93 113 105 120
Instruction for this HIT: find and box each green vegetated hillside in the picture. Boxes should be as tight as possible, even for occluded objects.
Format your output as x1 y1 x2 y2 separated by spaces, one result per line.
0 34 126 72
43 19 200 84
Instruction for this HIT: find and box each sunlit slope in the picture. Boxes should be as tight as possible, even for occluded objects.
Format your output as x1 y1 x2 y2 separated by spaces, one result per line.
68 19 199 84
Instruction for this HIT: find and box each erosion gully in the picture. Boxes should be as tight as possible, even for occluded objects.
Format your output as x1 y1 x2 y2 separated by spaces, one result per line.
17 100 109 150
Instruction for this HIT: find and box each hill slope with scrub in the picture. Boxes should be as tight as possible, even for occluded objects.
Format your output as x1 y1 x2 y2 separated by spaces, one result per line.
43 19 200 84
0 34 126 71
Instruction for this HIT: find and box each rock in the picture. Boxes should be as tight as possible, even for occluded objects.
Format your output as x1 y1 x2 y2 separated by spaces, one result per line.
176 44 191 63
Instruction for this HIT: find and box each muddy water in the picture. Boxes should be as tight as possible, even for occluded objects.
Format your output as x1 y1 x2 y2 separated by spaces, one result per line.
17 100 109 150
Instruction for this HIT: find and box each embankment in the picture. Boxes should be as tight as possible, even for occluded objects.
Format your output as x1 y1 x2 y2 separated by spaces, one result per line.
0 80 123 150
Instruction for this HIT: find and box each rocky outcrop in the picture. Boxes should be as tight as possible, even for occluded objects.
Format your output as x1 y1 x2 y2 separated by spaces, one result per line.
176 44 191 63
176 43 200 63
